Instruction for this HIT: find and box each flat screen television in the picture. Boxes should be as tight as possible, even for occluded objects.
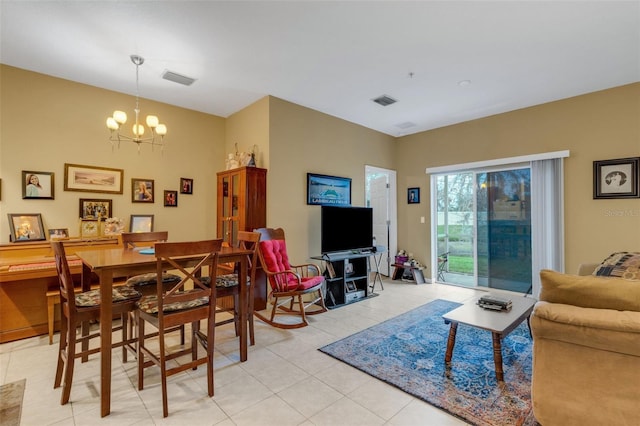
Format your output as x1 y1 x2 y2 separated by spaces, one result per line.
321 206 373 254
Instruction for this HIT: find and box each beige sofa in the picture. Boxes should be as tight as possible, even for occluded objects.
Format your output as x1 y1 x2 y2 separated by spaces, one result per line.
531 269 640 426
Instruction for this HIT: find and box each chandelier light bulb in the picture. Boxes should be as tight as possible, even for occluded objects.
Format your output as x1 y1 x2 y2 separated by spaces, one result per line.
132 123 145 137
156 124 167 136
146 115 159 128
106 117 119 130
113 110 127 124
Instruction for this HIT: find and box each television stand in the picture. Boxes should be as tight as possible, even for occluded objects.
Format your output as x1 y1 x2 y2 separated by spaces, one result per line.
312 249 385 308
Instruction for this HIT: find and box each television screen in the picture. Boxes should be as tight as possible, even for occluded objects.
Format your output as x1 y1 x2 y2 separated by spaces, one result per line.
321 206 373 254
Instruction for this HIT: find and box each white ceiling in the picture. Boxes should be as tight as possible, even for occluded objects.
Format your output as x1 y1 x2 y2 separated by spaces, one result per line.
1 1 639 137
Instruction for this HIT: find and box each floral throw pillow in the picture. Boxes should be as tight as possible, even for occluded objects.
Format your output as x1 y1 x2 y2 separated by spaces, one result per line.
593 252 640 281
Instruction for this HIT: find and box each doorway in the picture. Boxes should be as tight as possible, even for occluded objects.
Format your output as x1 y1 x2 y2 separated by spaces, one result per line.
365 165 397 277
434 167 532 293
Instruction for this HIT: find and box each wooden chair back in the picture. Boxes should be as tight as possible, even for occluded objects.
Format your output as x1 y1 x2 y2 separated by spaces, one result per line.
121 231 169 249
51 241 77 311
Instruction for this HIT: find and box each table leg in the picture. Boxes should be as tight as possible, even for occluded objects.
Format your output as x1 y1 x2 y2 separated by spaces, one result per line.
100 270 113 417
444 322 458 363
492 332 504 381
81 264 92 362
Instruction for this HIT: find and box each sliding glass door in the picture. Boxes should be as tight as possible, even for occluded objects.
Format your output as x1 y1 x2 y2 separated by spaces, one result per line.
435 167 532 293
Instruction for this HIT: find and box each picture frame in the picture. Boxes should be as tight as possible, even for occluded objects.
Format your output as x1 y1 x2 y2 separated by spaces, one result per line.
22 170 54 199
8 213 46 242
64 163 124 194
131 178 154 203
180 177 193 194
79 198 112 219
307 173 351 206
408 187 420 204
80 219 100 238
164 190 178 207
593 157 639 199
130 214 154 233
48 228 69 240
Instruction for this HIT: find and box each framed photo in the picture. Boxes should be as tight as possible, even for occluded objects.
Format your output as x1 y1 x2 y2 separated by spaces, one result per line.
79 198 112 219
408 187 420 204
131 178 154 203
180 177 193 194
130 214 154 233
64 163 123 194
8 213 46 242
80 219 99 238
593 157 639 199
49 228 69 240
164 190 178 207
22 171 54 199
307 173 351 206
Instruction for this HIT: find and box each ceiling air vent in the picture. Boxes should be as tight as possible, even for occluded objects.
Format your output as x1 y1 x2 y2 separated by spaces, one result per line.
162 70 196 86
372 95 397 106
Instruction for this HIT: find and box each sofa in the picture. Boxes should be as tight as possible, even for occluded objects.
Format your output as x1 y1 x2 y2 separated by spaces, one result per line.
531 259 640 425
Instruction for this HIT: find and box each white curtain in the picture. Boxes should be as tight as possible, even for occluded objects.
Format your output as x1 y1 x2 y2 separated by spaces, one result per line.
530 157 565 298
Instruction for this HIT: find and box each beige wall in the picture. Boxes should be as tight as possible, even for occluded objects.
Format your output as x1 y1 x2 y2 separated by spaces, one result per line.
396 83 640 274
268 97 396 259
0 65 226 242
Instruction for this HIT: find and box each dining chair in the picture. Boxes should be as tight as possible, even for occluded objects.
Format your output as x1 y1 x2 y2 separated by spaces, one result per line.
254 228 327 329
51 241 141 405
136 239 222 418
204 231 260 345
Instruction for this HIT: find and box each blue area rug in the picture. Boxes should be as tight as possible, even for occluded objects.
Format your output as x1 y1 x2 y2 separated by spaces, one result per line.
319 299 536 426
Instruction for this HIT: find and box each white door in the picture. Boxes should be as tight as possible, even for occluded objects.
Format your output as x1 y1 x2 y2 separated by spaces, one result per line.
366 165 397 277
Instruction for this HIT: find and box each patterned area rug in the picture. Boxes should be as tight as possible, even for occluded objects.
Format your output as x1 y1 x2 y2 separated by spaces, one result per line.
319 299 536 426
0 379 25 426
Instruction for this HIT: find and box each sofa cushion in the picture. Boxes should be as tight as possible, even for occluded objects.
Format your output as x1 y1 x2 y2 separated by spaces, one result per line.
593 251 640 280
539 269 640 312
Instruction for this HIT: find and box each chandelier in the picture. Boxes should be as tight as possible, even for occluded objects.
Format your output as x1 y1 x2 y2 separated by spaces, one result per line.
106 55 167 151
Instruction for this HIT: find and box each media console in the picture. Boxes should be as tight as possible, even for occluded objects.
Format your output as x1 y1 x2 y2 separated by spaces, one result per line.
312 248 385 308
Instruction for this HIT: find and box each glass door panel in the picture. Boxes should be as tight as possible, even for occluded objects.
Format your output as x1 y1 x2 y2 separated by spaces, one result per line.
436 173 475 287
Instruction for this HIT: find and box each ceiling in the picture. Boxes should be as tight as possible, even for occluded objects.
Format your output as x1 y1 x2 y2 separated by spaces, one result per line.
1 1 639 137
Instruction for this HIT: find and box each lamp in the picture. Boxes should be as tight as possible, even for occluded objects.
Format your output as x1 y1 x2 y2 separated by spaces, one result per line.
106 55 167 151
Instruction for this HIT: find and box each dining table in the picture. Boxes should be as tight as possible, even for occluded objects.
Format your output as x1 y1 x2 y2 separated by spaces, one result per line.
74 244 253 417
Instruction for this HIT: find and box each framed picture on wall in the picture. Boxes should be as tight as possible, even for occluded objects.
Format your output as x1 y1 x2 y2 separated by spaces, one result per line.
180 178 193 194
306 173 351 206
79 198 112 219
131 179 154 203
408 187 420 204
64 163 123 194
164 190 178 207
593 157 639 199
22 171 54 199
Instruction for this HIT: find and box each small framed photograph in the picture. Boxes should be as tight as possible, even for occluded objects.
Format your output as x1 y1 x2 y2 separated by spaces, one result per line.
22 171 54 199
164 190 178 207
130 214 154 233
408 187 420 204
8 213 46 242
593 157 639 199
49 228 69 240
80 219 99 238
131 179 154 203
307 173 351 206
79 198 112 219
64 163 123 194
180 177 193 194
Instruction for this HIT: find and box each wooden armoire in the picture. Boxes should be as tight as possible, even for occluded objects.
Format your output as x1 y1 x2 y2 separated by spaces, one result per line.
216 166 267 310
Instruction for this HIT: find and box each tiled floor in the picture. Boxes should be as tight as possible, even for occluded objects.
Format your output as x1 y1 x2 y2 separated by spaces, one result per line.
0 279 490 425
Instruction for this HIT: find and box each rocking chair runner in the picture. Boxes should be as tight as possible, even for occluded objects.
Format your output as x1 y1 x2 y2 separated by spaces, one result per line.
254 228 327 329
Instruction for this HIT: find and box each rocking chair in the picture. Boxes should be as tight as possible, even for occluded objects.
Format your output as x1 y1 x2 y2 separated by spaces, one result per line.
254 228 327 329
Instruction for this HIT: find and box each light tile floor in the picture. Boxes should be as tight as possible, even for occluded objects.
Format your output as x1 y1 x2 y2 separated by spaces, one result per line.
0 279 497 425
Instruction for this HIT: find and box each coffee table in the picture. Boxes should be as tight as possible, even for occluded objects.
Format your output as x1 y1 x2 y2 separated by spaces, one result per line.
442 295 536 381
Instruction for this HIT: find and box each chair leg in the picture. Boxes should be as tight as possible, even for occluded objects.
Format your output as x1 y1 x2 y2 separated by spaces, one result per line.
137 314 145 391
47 294 57 345
297 294 309 327
248 292 255 346
159 328 169 418
60 322 77 405
121 313 128 363
53 308 68 389
207 316 215 397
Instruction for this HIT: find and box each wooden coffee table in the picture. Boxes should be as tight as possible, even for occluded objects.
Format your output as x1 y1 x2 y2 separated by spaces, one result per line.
442 296 536 381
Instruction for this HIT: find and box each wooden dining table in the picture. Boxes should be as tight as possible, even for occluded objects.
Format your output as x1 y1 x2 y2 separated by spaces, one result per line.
74 245 253 417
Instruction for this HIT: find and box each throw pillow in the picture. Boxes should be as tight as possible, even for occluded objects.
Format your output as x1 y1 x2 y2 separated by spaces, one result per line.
593 251 640 280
